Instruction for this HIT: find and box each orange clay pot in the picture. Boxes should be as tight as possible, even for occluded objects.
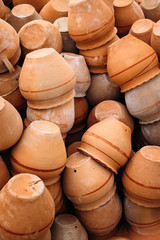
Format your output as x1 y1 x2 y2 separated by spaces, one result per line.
107 34 160 92
0 0 8 20
151 20 160 59
122 146 160 207
124 73 160 124
67 141 81 156
75 192 122 236
11 120 67 180
86 73 121 107
19 20 63 57
124 197 160 236
51 214 88 240
61 52 91 97
0 156 10 190
68 0 116 50
78 117 132 174
87 100 134 133
19 48 76 108
12 0 50 12
39 0 69 23
79 35 119 73
72 97 89 128
0 19 21 73
0 97 23 152
26 98 75 139
140 0 160 22
113 0 144 37
7 4 41 32
63 152 114 205
129 18 154 45
0 173 55 240
53 17 78 53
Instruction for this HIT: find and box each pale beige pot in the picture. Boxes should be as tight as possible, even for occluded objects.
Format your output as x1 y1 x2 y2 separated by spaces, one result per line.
140 0 160 22
0 173 55 240
11 120 67 180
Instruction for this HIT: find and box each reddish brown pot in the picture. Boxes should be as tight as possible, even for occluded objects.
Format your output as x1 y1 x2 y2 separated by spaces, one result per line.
0 156 10 190
122 146 160 207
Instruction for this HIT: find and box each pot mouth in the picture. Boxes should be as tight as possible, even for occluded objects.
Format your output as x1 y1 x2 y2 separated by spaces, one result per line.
113 0 132 8
54 214 79 228
12 4 35 18
141 0 159 10
7 173 44 202
140 146 160 162
30 120 60 135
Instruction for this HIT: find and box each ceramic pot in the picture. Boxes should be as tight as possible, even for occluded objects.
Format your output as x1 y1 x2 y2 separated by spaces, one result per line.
63 151 114 205
140 0 160 22
151 20 160 59
39 0 69 23
0 173 55 240
0 97 23 152
51 214 88 240
79 35 119 73
107 34 160 92
75 192 122 236
73 183 116 211
19 20 63 57
124 197 160 235
61 52 91 97
19 48 76 108
113 0 144 37
53 17 78 53
78 117 132 174
12 0 50 12
0 0 7 20
37 230 51 240
86 73 121 107
87 100 134 133
0 156 10 189
141 120 160 146
124 73 160 124
67 141 81 156
26 98 75 138
72 97 89 128
122 145 160 207
128 227 160 240
7 4 42 32
130 18 154 45
68 0 115 50
0 19 21 73
101 0 114 12
11 120 67 180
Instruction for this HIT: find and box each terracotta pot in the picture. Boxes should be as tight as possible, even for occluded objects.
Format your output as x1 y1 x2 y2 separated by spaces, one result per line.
129 18 154 45
86 73 121 107
64 124 86 147
107 34 160 92
12 0 50 12
78 117 132 174
67 141 81 156
113 0 144 37
0 156 10 189
0 173 55 240
53 17 78 53
72 97 89 128
124 197 160 235
79 35 119 73
101 0 114 12
122 146 160 207
37 230 51 240
140 0 160 22
39 0 69 23
0 19 21 73
61 52 91 97
7 4 42 32
26 98 75 138
0 97 23 152
73 183 116 211
124 73 160 124
51 214 88 240
19 20 63 57
75 192 122 236
141 120 160 146
19 48 76 108
68 0 115 50
151 20 160 59
87 100 134 133
63 151 114 205
11 120 67 180
0 0 7 20
128 227 160 240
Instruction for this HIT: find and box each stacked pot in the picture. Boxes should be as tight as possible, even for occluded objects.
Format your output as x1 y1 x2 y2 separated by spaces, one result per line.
122 145 160 237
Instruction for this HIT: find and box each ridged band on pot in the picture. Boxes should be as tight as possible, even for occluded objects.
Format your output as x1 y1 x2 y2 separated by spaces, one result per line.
78 117 132 174
107 34 160 92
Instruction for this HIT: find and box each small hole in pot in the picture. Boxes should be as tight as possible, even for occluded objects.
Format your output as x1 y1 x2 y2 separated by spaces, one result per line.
74 170 76 173
16 78 19 81
75 226 77 228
